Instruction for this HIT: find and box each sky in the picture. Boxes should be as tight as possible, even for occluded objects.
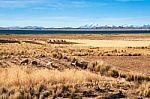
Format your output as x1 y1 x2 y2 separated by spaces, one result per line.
0 0 150 27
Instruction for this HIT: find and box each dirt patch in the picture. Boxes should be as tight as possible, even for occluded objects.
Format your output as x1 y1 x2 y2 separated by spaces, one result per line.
0 39 20 43
82 56 150 76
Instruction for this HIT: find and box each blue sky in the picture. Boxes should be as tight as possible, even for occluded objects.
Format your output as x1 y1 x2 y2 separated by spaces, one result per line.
0 0 150 27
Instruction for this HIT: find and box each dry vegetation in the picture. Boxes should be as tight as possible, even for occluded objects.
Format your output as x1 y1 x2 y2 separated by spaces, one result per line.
0 34 150 98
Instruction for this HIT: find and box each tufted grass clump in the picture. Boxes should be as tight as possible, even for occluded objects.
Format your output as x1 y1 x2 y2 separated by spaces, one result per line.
136 82 150 97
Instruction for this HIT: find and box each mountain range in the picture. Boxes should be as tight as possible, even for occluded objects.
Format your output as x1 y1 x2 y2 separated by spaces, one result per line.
0 24 150 30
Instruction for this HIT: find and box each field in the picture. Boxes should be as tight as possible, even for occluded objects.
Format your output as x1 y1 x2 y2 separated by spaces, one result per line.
0 34 150 98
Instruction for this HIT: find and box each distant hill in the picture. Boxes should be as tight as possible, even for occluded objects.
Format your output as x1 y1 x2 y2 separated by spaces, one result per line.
0 24 150 30
79 24 150 29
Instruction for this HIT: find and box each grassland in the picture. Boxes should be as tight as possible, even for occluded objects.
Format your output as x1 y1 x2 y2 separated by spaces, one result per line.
0 34 150 98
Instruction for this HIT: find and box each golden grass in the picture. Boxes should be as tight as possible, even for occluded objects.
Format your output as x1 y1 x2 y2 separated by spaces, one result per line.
1 42 150 59
136 82 150 97
0 36 150 98
0 66 112 88
0 43 53 58
68 39 150 47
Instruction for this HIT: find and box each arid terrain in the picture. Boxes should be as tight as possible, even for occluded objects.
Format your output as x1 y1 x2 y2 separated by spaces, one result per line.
0 34 150 98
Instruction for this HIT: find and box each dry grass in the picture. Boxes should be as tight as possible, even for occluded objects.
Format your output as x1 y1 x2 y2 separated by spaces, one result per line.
0 34 150 98
0 66 118 98
0 43 54 60
1 34 150 40
0 66 135 98
71 59 150 82
136 82 150 97
68 39 150 47
0 66 112 88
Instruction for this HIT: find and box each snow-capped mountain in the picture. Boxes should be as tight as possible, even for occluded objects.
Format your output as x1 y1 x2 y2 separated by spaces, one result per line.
79 23 101 28
79 24 150 29
23 26 44 29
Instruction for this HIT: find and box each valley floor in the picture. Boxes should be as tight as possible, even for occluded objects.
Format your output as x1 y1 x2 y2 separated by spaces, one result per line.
0 34 150 98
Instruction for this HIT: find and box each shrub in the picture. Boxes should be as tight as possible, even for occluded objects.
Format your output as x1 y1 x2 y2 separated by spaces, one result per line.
75 61 88 69
88 61 98 71
126 74 150 82
120 73 127 78
126 75 135 82
87 61 112 76
109 70 119 78
136 82 150 97
71 57 78 63
52 52 63 59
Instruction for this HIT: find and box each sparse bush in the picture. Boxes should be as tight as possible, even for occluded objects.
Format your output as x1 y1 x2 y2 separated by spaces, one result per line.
109 70 119 78
71 57 78 63
136 82 150 97
132 53 141 56
40 54 46 58
87 61 112 76
52 52 63 59
126 75 135 82
128 54 132 56
63 56 68 60
126 74 150 82
106 54 111 56
93 62 100 72
88 62 97 71
99 65 111 76
120 73 127 78
76 61 88 69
